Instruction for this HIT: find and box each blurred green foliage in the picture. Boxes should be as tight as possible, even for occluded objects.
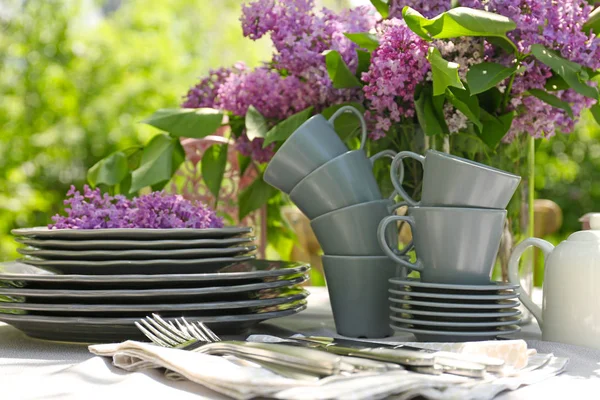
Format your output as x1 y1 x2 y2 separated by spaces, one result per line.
0 0 271 260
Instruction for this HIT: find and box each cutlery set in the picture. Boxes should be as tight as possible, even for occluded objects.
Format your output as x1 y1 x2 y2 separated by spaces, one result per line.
0 227 310 342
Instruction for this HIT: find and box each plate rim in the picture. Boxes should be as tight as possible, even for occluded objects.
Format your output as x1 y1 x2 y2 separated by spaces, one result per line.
389 305 522 318
389 314 521 327
17 245 257 258
0 275 308 298
389 288 518 300
0 303 308 325
390 323 522 336
389 296 520 309
18 255 257 267
12 226 253 239
389 277 520 291
0 261 310 283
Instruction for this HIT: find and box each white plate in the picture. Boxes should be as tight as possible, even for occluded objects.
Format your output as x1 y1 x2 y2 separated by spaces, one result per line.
12 226 252 240
389 277 519 291
390 323 521 342
390 314 520 328
389 296 520 310
389 288 518 301
389 305 522 319
15 236 254 250
18 246 256 261
18 255 256 274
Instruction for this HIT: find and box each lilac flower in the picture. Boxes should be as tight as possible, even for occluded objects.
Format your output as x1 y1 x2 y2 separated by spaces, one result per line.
181 64 246 109
388 0 451 19
235 134 276 164
49 186 223 229
361 19 430 139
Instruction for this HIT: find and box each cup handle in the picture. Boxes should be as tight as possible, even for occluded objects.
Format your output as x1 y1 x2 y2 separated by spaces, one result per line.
377 215 423 271
508 237 555 330
327 105 367 150
386 201 413 255
390 151 425 207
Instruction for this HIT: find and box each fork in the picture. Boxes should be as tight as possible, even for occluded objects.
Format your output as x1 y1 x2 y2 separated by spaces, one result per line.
135 314 394 379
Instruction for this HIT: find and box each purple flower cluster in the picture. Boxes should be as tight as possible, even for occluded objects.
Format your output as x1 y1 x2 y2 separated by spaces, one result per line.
180 0 376 163
49 185 223 230
462 0 600 140
388 0 451 19
361 19 430 139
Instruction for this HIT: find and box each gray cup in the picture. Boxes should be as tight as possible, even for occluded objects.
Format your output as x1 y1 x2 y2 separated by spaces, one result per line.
311 197 411 256
378 207 507 285
391 150 521 208
264 106 367 194
290 149 396 220
323 255 406 338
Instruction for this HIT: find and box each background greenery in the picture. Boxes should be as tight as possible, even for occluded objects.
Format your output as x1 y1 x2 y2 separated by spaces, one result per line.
1 0 599 265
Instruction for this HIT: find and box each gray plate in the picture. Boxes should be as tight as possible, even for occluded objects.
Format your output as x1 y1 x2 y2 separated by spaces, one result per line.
0 303 307 342
11 226 252 240
389 288 518 301
17 246 257 261
389 278 519 291
0 289 309 316
389 305 522 319
0 275 308 304
390 323 521 342
389 297 520 310
14 236 254 251
18 255 256 274
0 260 310 289
390 314 521 328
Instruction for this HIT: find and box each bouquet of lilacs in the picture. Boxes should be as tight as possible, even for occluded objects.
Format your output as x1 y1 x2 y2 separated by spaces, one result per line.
88 0 600 225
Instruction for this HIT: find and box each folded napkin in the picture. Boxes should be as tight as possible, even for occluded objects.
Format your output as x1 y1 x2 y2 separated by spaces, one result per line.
90 339 568 400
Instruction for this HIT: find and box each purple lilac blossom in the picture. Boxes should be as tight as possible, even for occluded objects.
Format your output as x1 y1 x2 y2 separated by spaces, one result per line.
181 64 246 109
463 0 600 140
388 0 451 19
49 186 223 229
361 19 430 139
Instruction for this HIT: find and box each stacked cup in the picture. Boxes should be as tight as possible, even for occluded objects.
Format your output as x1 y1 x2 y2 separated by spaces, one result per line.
264 106 407 338
378 150 523 340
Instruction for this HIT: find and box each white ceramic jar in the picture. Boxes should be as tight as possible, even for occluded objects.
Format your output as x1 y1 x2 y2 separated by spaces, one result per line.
509 215 600 349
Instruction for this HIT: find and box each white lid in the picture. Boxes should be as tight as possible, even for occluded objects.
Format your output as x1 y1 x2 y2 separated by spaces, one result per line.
568 214 600 241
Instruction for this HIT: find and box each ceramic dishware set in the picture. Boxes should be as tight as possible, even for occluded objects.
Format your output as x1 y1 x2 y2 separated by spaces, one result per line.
378 150 524 341
0 227 310 342
264 106 408 338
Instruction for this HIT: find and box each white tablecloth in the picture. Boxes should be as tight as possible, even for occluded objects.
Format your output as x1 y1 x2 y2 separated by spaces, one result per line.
1 287 600 399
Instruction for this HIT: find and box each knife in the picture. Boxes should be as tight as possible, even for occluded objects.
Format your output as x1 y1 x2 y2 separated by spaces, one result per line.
299 336 505 374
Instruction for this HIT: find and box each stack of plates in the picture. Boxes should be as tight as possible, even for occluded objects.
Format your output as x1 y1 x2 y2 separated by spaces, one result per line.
0 227 309 342
388 278 522 342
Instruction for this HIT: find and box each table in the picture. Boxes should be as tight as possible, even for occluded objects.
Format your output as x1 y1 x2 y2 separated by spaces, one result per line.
1 287 600 399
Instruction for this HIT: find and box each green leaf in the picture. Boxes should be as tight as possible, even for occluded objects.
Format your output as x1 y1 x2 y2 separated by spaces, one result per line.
425 7 517 40
467 62 517 95
344 33 379 51
321 103 366 141
239 177 277 220
477 87 503 113
427 47 465 96
142 108 223 138
87 151 128 187
370 0 389 19
356 49 371 78
530 44 599 100
245 105 268 141
324 50 361 89
478 110 514 149
402 7 431 40
130 134 185 193
583 6 600 35
238 154 251 177
446 86 482 131
263 107 314 147
590 103 600 126
414 86 447 136
201 143 228 200
544 74 570 91
527 89 574 118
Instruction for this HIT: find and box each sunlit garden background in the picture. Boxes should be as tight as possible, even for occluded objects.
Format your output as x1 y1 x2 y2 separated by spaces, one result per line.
1 0 599 275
